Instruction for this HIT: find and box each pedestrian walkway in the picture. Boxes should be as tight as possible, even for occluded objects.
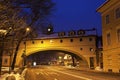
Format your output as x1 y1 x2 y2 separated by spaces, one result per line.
65 66 120 76
0 72 22 80
0 67 24 80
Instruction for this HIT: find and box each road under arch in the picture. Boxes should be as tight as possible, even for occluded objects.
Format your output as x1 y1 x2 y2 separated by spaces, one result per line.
20 50 89 68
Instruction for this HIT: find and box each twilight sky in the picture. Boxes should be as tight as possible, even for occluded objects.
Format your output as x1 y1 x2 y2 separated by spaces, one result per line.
50 0 106 35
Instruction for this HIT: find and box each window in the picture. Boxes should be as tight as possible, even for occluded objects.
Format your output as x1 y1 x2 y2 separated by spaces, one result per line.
117 29 120 42
80 38 83 42
70 39 73 42
89 38 93 41
80 48 83 51
107 33 111 45
58 32 65 36
106 15 110 24
4 58 8 64
68 31 76 36
60 39 63 43
41 41 43 44
118 54 120 66
32 41 35 44
116 8 120 19
108 69 112 72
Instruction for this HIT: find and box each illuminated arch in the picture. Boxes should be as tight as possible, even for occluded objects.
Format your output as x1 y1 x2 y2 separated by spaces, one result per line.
18 48 89 67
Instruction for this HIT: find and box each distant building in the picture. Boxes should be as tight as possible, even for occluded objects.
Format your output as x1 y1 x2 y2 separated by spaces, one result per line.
97 0 120 73
0 35 13 66
1 36 14 67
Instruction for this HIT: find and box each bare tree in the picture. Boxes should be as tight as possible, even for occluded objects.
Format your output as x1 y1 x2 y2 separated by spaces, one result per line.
0 0 55 70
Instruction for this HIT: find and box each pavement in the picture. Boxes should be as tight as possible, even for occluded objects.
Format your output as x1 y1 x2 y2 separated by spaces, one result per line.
1 66 120 80
0 67 24 80
64 66 120 76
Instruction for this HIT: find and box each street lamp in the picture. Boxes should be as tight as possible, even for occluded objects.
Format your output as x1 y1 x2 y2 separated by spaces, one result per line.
22 27 30 66
8 52 12 74
46 24 53 35
26 27 30 32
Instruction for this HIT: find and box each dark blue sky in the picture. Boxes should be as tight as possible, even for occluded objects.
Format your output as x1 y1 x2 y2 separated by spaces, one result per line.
50 0 106 35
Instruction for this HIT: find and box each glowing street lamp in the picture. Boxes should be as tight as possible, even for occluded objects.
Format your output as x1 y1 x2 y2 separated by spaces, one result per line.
26 27 30 32
46 24 53 35
21 27 31 66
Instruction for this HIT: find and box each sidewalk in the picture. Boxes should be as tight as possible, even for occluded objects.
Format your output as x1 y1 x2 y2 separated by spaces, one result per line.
0 67 24 80
65 66 120 75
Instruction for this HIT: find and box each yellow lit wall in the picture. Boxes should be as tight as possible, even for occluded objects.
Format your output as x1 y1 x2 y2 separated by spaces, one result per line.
16 36 97 69
97 0 120 72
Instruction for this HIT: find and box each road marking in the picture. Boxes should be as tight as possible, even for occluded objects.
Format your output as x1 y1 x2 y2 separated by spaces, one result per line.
51 69 92 80
49 72 59 76
54 78 58 80
35 71 59 76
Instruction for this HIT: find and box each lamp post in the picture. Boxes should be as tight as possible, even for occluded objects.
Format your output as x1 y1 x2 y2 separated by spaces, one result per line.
22 27 30 66
8 52 12 74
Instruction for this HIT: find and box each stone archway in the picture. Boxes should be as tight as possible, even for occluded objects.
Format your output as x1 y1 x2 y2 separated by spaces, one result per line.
19 49 89 68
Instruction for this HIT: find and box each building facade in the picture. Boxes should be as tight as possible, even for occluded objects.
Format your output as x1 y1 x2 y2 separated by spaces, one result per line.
97 0 120 72
1 37 14 67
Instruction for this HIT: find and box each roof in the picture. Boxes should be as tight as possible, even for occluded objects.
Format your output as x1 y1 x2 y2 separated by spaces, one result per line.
96 0 110 12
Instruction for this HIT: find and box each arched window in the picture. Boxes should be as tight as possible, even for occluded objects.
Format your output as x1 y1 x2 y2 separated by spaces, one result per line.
117 29 120 42
106 15 110 24
107 33 111 45
116 8 120 19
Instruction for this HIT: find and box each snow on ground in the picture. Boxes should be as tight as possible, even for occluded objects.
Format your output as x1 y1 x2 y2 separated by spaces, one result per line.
1 67 9 72
0 67 25 80
0 73 24 80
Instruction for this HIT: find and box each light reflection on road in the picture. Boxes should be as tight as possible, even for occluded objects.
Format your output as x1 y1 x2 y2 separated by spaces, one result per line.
25 66 120 80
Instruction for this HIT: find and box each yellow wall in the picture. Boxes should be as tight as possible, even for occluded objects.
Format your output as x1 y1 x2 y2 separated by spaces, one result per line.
97 0 120 72
16 36 97 68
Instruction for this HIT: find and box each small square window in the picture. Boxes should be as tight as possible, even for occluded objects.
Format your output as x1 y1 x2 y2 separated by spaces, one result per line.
89 38 92 41
32 41 35 44
60 39 63 43
70 39 73 42
80 48 83 51
80 38 83 42
41 41 43 44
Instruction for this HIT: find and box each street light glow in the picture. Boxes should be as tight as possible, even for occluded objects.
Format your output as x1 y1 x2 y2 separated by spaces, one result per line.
48 28 51 32
26 27 30 32
33 62 37 66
